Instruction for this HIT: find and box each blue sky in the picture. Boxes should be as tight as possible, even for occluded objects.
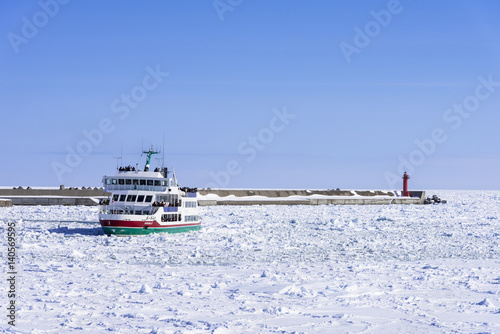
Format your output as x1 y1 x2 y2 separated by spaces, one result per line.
1 0 499 190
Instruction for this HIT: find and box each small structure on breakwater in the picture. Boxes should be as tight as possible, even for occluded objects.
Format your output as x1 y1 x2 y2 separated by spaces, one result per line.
0 199 12 207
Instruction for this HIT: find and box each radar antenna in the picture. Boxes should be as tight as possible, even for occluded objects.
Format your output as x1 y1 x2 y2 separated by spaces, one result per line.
113 145 123 170
172 167 178 186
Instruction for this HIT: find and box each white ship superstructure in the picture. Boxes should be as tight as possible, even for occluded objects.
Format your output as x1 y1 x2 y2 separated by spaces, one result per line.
98 148 201 235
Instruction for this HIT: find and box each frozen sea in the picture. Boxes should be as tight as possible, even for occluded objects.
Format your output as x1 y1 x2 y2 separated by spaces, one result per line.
1 190 500 333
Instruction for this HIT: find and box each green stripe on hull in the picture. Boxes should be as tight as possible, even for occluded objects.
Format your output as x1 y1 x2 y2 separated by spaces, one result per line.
102 225 201 236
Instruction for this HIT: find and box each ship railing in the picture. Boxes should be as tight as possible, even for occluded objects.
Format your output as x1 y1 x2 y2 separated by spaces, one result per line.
104 185 168 192
99 205 157 216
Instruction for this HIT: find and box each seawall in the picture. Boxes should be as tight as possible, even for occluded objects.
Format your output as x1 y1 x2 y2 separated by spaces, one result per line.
0 187 107 206
197 189 426 206
0 187 426 206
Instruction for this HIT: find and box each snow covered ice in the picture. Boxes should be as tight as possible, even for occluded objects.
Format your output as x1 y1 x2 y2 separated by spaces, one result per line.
1 190 500 333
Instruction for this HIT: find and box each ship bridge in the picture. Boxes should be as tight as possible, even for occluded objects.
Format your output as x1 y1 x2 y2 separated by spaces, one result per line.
103 173 171 192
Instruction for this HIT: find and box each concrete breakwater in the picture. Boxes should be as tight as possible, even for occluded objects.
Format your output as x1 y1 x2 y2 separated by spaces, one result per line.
0 187 106 206
197 189 426 206
0 187 425 206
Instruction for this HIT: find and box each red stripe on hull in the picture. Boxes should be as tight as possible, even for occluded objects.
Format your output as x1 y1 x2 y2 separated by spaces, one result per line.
100 219 200 228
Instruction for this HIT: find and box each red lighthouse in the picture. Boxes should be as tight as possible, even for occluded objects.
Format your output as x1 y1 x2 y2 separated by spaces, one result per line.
402 172 410 197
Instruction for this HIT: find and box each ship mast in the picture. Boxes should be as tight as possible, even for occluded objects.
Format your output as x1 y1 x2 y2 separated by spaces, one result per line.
143 147 160 171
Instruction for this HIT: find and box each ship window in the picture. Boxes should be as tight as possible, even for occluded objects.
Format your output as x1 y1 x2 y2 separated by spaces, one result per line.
118 179 124 185
154 180 160 186
126 195 136 202
117 210 124 214
162 180 167 186
106 179 111 185
119 195 126 201
112 194 119 201
133 179 139 185
161 214 180 222
147 180 153 186
137 195 145 202
140 180 146 185
125 179 132 185
145 195 153 202
112 179 117 185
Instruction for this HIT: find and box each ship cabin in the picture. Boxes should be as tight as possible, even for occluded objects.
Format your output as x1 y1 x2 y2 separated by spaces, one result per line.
99 168 197 216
